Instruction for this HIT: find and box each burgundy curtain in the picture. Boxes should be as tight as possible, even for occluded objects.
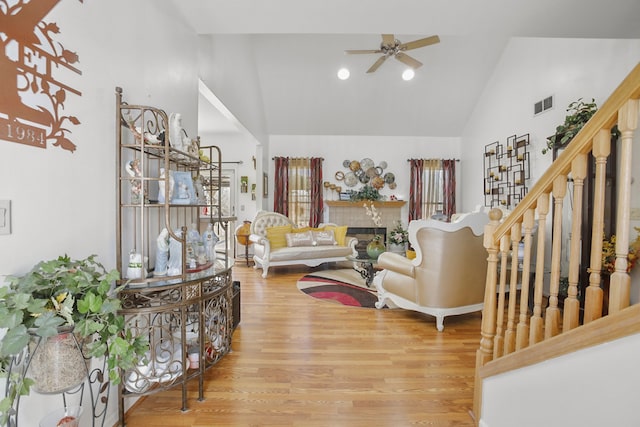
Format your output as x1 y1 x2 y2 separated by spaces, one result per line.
408 159 423 221
309 157 323 227
442 159 456 221
273 156 289 215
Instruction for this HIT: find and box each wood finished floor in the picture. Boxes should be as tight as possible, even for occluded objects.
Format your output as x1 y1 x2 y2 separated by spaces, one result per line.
123 262 481 426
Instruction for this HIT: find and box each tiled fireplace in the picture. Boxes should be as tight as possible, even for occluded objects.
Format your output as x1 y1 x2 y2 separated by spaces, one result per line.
325 201 406 256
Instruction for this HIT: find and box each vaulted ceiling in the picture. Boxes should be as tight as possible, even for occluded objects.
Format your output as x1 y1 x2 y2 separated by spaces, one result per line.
171 0 640 138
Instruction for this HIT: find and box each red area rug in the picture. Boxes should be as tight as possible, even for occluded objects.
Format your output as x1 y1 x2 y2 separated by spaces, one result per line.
296 269 381 308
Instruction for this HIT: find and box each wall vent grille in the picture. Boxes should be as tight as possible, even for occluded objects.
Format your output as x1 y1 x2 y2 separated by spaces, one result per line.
534 95 553 116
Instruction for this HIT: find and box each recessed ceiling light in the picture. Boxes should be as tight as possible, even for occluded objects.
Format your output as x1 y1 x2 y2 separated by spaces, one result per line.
337 68 350 80
402 69 415 81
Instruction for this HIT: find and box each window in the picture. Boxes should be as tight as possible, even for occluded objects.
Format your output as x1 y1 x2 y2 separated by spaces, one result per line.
420 159 445 219
409 158 456 221
288 158 312 227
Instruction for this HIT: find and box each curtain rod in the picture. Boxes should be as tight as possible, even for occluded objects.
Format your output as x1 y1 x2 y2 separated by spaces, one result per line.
406 158 460 162
221 161 243 164
271 157 325 160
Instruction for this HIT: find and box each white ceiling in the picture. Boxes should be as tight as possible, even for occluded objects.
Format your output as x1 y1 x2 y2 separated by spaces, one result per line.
183 0 640 138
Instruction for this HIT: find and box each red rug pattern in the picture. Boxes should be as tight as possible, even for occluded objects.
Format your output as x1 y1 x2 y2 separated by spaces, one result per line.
296 269 380 308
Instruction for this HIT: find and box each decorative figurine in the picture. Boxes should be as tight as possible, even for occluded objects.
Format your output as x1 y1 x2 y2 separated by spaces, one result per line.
158 168 174 203
169 112 191 153
154 228 170 276
202 223 218 262
167 230 183 276
126 159 144 204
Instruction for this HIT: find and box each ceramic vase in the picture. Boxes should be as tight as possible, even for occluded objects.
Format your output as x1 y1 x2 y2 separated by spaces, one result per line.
389 243 406 254
366 237 386 260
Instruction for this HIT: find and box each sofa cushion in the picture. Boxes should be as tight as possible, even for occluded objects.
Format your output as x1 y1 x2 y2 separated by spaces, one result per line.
322 225 348 246
312 230 336 246
268 245 353 262
266 225 292 249
286 231 314 247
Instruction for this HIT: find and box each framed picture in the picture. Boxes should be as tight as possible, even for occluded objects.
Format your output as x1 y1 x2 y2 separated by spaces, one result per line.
240 176 248 193
263 173 268 196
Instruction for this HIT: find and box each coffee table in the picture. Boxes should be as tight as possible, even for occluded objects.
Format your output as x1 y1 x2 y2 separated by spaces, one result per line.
347 256 379 287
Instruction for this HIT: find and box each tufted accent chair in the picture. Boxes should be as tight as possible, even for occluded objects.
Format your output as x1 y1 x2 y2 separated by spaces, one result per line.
372 210 489 331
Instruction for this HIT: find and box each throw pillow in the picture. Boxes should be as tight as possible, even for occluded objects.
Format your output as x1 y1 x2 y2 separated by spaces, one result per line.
292 227 312 233
312 230 337 246
285 231 314 247
265 225 292 249
323 225 348 246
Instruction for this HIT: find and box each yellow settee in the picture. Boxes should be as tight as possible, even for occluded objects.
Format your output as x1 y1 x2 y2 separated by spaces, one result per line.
248 211 358 278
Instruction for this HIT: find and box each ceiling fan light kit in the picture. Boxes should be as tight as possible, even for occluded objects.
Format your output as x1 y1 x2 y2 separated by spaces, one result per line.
345 33 439 75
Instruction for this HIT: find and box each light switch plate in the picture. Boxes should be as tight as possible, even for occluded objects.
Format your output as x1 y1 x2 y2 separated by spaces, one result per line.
0 200 11 235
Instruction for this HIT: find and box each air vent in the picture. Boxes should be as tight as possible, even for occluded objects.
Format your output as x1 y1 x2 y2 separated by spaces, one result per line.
534 95 553 116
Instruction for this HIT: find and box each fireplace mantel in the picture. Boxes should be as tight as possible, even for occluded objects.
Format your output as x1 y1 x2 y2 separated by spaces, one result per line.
325 201 406 208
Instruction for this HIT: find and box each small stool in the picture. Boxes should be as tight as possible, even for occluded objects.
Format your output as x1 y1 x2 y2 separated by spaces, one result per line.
235 221 253 266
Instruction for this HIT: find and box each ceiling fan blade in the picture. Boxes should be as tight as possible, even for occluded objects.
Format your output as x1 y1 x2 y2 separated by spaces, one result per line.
367 55 388 73
381 34 395 46
398 35 440 51
345 49 382 54
395 52 423 69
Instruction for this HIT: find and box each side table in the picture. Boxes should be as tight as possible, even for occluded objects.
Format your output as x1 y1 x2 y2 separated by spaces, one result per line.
347 256 379 287
235 221 253 266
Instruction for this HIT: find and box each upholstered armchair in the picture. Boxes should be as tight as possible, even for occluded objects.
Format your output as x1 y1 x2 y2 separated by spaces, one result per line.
372 211 489 331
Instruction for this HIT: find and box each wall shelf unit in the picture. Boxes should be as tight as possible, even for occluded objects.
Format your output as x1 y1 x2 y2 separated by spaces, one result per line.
115 87 235 425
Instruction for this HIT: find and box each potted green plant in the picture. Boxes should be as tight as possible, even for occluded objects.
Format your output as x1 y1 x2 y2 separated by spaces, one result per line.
542 98 597 155
0 255 149 424
542 98 620 155
348 185 381 201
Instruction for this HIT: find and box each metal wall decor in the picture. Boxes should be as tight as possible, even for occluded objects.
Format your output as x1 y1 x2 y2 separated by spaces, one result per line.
335 158 396 190
483 134 530 209
1 0 83 152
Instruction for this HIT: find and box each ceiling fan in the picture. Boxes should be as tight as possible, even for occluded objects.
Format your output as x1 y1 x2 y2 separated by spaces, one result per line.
345 34 440 73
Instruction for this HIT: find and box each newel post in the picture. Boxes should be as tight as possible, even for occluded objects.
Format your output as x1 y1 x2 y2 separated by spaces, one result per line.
474 208 502 421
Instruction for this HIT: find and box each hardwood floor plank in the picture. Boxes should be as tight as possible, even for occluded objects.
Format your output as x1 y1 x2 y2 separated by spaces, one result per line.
123 262 479 426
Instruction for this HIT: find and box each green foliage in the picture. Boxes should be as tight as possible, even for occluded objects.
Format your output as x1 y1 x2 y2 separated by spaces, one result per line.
543 98 598 155
0 255 149 423
348 185 381 201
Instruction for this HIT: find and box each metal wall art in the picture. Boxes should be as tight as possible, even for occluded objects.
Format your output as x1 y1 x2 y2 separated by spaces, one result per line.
483 134 530 209
1 0 83 152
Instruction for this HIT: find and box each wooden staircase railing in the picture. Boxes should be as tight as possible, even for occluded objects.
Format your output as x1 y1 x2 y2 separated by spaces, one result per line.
473 62 640 423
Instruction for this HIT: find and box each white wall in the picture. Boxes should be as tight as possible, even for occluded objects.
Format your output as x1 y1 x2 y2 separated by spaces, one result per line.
0 1 199 425
268 134 461 223
481 333 640 427
461 37 640 211
198 35 269 146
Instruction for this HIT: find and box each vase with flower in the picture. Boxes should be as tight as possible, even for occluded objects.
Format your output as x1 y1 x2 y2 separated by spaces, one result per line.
388 220 409 254
363 202 386 259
